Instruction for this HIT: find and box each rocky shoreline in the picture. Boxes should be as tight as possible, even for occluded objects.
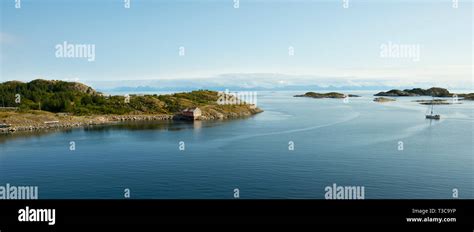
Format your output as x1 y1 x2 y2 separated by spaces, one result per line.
0 114 174 134
0 109 263 135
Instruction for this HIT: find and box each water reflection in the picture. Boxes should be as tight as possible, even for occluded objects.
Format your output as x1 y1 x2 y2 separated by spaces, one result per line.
0 128 72 144
0 120 214 144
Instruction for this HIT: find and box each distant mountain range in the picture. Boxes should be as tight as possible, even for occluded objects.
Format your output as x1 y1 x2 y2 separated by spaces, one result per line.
84 73 472 93
7 73 473 94
99 85 399 93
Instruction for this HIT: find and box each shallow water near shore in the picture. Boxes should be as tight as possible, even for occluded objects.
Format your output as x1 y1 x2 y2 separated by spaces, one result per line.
0 91 472 199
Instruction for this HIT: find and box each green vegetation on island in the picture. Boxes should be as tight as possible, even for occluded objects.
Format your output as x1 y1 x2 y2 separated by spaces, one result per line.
0 79 262 133
294 92 360 99
374 87 474 98
374 87 474 104
374 87 452 97
457 93 474 100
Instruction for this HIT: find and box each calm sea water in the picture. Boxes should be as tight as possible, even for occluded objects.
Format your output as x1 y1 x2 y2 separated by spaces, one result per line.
0 91 472 199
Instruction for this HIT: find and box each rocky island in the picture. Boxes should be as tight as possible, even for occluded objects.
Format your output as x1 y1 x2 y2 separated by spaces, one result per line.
457 93 474 100
374 87 474 99
373 97 396 103
0 79 263 134
412 99 452 105
294 92 360 99
374 87 453 97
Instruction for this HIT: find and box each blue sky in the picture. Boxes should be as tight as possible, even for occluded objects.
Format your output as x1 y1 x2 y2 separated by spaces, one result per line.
0 0 472 89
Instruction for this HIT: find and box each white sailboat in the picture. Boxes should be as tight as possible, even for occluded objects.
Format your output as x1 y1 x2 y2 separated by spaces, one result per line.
425 97 440 120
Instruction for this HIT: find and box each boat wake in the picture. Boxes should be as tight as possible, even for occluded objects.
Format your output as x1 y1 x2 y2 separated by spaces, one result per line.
211 111 361 145
356 119 444 147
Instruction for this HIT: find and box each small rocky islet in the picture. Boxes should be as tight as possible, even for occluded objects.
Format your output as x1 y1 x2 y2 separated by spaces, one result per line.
413 99 452 105
294 92 360 99
374 87 473 105
295 87 473 105
373 97 396 103
375 87 473 100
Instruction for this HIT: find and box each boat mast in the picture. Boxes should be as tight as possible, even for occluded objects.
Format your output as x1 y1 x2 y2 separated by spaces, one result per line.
431 96 434 115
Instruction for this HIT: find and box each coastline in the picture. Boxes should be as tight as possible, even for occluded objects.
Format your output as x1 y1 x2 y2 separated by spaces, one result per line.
0 114 172 134
0 108 263 135
0 80 264 135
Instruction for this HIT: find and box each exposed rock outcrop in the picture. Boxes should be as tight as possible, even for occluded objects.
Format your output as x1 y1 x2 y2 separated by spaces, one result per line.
373 97 396 102
375 87 453 97
294 92 360 99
